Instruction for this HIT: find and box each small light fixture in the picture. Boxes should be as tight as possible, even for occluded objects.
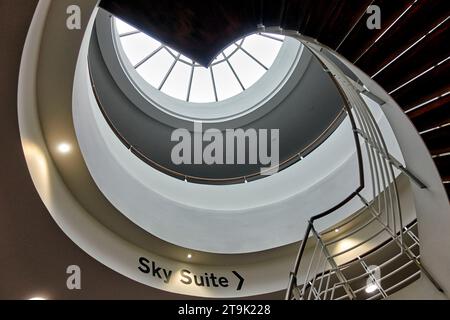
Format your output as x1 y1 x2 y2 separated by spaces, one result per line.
365 283 378 294
187 254 192 259
29 297 46 301
335 228 340 233
57 143 71 154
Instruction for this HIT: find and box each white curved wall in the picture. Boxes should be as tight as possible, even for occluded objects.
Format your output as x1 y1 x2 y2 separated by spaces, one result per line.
18 0 297 298
332 48 450 297
73 23 405 253
18 0 419 299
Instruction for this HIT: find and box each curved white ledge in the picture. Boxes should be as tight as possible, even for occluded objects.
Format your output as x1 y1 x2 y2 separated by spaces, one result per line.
18 0 414 298
74 24 405 253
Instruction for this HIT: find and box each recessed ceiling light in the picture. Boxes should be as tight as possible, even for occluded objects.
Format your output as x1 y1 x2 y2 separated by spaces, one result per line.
335 228 340 233
365 283 378 294
57 143 71 154
187 254 192 259
29 297 46 300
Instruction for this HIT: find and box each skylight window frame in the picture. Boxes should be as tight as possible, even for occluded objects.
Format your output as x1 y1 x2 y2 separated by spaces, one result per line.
113 17 286 104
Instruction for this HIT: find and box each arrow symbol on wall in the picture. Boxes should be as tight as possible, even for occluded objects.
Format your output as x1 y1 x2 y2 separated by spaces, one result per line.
232 271 244 291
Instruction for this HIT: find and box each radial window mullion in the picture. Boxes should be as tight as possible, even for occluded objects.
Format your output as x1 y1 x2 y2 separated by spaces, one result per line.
259 33 284 42
228 44 268 89
223 53 245 91
213 62 243 100
162 58 192 101
114 17 285 102
134 45 163 69
242 34 283 69
186 63 195 102
239 46 269 70
120 32 162 66
136 49 175 88
222 43 240 58
164 46 179 59
210 67 219 102
159 54 181 90
189 67 216 103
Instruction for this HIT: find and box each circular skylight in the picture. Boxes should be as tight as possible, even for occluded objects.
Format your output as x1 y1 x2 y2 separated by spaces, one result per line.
114 18 285 103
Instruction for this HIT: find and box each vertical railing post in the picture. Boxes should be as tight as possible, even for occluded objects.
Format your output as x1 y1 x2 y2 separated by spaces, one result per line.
285 34 442 300
310 224 356 300
285 222 313 300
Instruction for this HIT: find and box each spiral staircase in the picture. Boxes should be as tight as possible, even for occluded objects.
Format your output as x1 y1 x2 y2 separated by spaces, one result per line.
99 0 450 300
1 0 448 299
101 0 449 199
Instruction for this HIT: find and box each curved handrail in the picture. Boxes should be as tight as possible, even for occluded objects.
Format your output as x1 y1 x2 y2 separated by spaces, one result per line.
285 36 441 299
88 57 347 185
285 38 366 299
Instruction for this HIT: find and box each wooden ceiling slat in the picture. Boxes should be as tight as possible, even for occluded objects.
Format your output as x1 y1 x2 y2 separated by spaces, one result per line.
261 0 285 27
391 59 450 111
281 0 304 31
317 0 374 49
374 21 450 93
302 0 341 40
438 157 450 198
434 155 450 181
421 126 450 155
409 95 450 132
445 184 450 198
296 0 316 34
337 0 412 59
356 1 450 75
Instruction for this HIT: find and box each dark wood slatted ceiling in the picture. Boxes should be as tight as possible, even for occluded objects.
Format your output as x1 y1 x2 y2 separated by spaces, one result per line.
374 24 450 92
422 126 450 156
99 0 261 66
354 1 449 75
99 0 450 197
337 0 413 61
434 155 450 182
391 59 450 111
261 0 285 27
408 95 450 132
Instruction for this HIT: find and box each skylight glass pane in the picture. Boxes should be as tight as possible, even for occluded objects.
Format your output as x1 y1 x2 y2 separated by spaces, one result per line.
223 43 238 58
161 62 192 101
120 33 161 66
189 67 215 103
114 17 286 103
228 50 266 89
165 46 179 57
115 18 137 35
137 49 174 88
242 34 283 68
179 55 193 64
212 63 243 101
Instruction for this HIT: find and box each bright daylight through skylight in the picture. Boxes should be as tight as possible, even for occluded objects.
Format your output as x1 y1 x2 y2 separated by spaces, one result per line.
114 18 285 103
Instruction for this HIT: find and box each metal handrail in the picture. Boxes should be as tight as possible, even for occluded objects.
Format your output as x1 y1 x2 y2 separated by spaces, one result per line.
88 56 346 185
89 25 439 296
285 38 441 300
294 221 421 300
285 40 367 299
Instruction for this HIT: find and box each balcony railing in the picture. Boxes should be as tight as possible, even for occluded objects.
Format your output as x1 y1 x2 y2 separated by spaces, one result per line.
285 37 441 300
